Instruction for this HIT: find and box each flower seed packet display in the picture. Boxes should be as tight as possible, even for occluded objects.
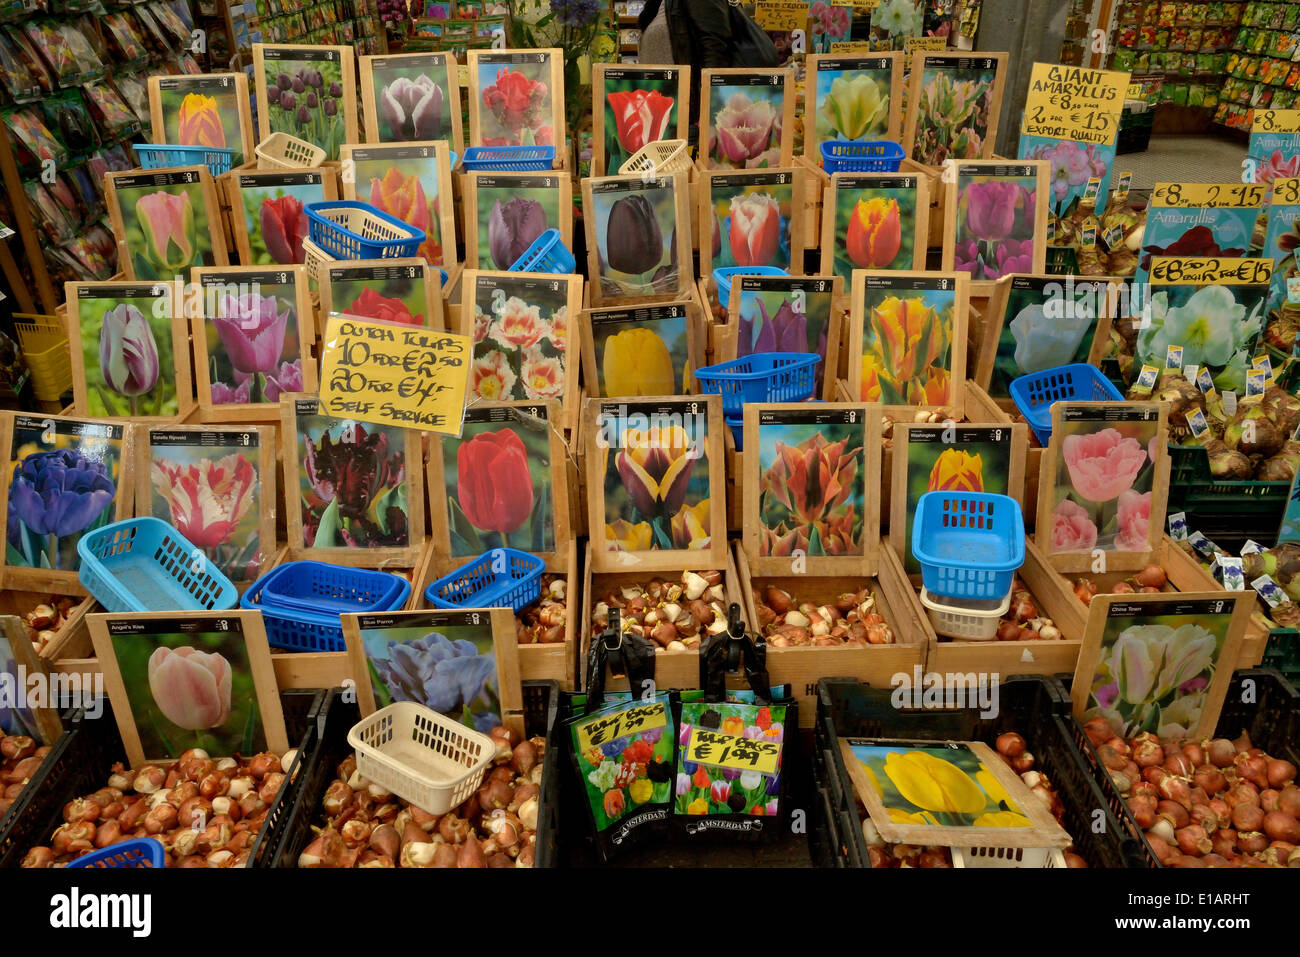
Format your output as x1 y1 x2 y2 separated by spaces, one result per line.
805 53 904 161
580 300 703 398
228 169 337 269
138 425 275 584
568 693 676 860
460 271 582 427
147 73 255 166
840 737 1069 847
903 53 1008 166
725 275 844 399
319 258 443 335
1037 402 1169 572
743 403 879 576
977 275 1119 403
592 63 690 176
700 168 802 277
340 141 458 270
891 422 1027 577
582 173 693 305
253 43 357 161
0 414 132 591
342 608 521 736
191 266 317 421
849 270 968 416
1135 182 1267 287
823 172 929 281
428 401 570 571
104 167 227 282
942 161 1049 284
359 51 463 154
1070 592 1252 741
1262 177 1300 327
66 281 193 422
89 610 287 767
279 395 425 566
700 68 796 171
466 49 563 149
583 395 726 572
463 171 572 270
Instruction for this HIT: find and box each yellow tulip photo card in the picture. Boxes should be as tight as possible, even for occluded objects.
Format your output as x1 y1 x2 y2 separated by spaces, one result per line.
723 274 844 400
580 299 704 398
822 171 929 285
699 167 804 278
148 73 255 167
804 52 905 164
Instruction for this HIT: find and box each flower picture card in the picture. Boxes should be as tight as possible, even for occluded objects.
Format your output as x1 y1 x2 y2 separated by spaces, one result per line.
147 73 255 167
580 300 704 398
867 0 925 49
253 43 358 161
592 63 690 176
0 413 134 592
228 169 337 269
104 167 227 282
466 49 563 149
359 51 463 155
823 172 930 282
1262 177 1300 343
804 53 904 163
700 68 796 171
1247 109 1300 202
1135 181 1266 287
942 160 1050 285
849 270 968 417
674 698 789 827
1071 592 1252 742
319 258 443 336
724 274 844 399
903 53 1008 167
89 610 287 767
340 140 458 271
463 170 573 270
190 265 317 422
428 400 571 572
700 168 803 278
582 173 693 306
1036 401 1169 572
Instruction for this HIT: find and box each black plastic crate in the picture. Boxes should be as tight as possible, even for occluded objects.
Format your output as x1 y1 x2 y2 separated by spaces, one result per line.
0 689 324 868
1261 628 1300 685
1167 445 1288 549
816 674 1145 868
266 680 560 867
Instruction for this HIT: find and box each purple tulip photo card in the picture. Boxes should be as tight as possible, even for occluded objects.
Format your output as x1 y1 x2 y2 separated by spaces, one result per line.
103 166 228 283
902 52 1008 167
65 280 194 422
581 172 694 307
579 299 705 399
147 73 255 167
427 400 571 573
227 168 337 270
941 160 1050 291
0 413 134 593
359 51 463 155
463 170 573 270
592 63 691 177
319 258 443 338
699 167 805 279
804 53 905 164
723 274 844 400
822 171 930 283
699 68 797 171
137 424 277 585
253 43 358 161
1036 401 1170 574
88 609 287 768
189 265 317 423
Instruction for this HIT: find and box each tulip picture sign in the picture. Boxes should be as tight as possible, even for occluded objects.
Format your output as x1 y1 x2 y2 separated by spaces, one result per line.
228 169 338 270
582 173 694 306
253 43 358 161
147 73 255 167
942 160 1050 286
463 170 573 270
580 300 704 398
723 274 844 400
466 49 563 151
823 172 930 281
340 141 459 271
903 52 1008 167
804 53 905 162
319 258 444 335
592 63 690 177
89 610 288 768
700 168 804 278
103 167 227 283
1071 592 1252 742
700 68 797 171
359 51 464 156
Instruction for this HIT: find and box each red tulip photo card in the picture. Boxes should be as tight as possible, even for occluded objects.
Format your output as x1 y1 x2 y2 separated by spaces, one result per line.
227 168 337 271
699 68 796 172
359 51 464 156
466 49 563 153
147 73 255 167
463 170 573 270
804 52 904 164
724 274 843 400
822 171 929 284
580 299 705 398
592 62 691 177
319 257 444 337
88 609 287 768
700 167 804 278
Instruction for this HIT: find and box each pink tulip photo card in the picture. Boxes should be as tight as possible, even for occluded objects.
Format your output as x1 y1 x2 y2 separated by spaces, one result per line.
190 265 317 423
700 167 805 278
359 51 464 155
147 73 255 167
137 424 277 585
723 274 844 400
319 258 444 338
941 159 1050 291
463 170 573 270
104 166 228 283
227 169 337 271
699 68 796 171
579 299 705 399
88 609 287 768
581 173 694 306
804 53 905 165
1035 401 1170 574
253 43 358 161
592 63 691 177
465 49 564 153
822 171 929 284
427 400 571 574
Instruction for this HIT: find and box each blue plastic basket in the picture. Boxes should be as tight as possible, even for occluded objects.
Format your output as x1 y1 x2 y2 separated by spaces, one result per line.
725 415 744 451
509 228 575 273
911 491 1025 601
461 145 555 171
1008 363 1124 446
713 265 789 304
425 548 545 613
240 562 411 652
77 517 239 613
439 268 448 287
136 143 234 177
695 352 820 417
66 838 165 868
819 139 905 174
304 200 426 259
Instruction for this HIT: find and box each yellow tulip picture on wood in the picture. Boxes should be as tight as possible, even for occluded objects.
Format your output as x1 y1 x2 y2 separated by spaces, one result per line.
592 314 692 397
859 285 955 406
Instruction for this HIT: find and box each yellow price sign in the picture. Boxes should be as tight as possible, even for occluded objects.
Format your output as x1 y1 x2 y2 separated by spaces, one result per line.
1126 82 1142 98
575 701 667 753
1021 63 1129 145
1273 177 1300 206
685 727 781 776
319 315 472 434
1150 182 1265 209
902 35 946 68
754 0 808 31
1252 109 1300 135
1149 257 1274 286
829 41 873 53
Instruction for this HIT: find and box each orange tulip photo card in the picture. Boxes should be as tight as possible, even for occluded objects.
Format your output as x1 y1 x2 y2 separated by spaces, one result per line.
136 424 278 586
699 167 805 278
463 170 573 271
822 171 929 285
579 299 705 399
592 62 691 177
147 73 255 167
88 609 287 769
427 399 571 575
723 274 844 400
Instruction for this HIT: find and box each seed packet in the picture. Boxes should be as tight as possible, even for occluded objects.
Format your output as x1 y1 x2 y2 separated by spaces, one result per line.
66 162 103 219
68 14 107 62
101 13 148 64
0 31 39 101
5 24 54 95
149 1 191 47
23 181 76 243
39 90 97 154
21 20 78 84
112 71 149 124
4 107 67 172
84 81 141 140
47 171 85 226
177 53 204 74
131 4 170 55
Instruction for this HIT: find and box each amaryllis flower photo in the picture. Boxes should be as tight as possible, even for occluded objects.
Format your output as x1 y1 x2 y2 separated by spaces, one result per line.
469 280 571 402
1021 137 1109 216
758 426 863 557
208 290 297 405
870 0 924 43
6 445 118 571
378 73 445 141
709 89 780 168
1136 284 1265 392
953 174 1041 280
478 64 551 146
444 414 554 555
1138 203 1257 283
602 416 710 552
362 625 501 732
859 288 955 406
298 419 409 549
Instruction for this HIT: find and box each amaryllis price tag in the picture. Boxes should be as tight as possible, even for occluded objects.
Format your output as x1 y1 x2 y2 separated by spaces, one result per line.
1151 182 1266 209
1251 574 1288 608
1187 530 1219 563
1167 511 1188 541
1135 364 1160 390
1083 177 1102 202
1223 390 1238 415
1253 353 1272 378
1113 171 1132 201
1081 223 1097 247
1182 364 1198 385
1104 223 1123 247
1165 344 1184 369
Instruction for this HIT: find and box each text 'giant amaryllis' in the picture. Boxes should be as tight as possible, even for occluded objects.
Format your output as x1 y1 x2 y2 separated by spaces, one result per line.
456 428 534 535
7 449 115 541
488 197 547 269
714 92 777 165
346 287 423 326
760 432 861 556
213 292 292 376
846 196 901 268
605 194 663 275
607 89 674 155
602 327 675 395
148 646 231 731
380 75 444 140
928 448 983 492
99 303 160 398
151 453 257 549
728 193 781 266
138 190 195 273
616 425 697 518
260 195 309 265
177 93 226 148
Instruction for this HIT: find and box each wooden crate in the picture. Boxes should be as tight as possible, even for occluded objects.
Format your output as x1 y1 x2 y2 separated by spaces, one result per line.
696 275 725 364
0 590 95 663
794 155 829 252
725 424 743 533
899 158 942 249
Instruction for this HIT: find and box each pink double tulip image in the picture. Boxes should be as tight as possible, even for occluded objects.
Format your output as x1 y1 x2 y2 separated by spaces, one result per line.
148 646 232 731
1052 427 1159 554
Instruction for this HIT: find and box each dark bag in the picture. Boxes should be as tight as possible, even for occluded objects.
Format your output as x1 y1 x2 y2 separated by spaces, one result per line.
727 0 780 68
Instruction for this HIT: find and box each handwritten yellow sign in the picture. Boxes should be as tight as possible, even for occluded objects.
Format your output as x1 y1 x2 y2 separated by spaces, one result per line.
319 315 471 434
1021 63 1129 145
575 701 667 753
851 0 880 8
1274 177 1300 206
1150 182 1265 209
754 0 808 30
903 35 946 68
1149 257 1274 286
1252 109 1300 135
685 727 781 776
829 41 873 53
1126 83 1142 98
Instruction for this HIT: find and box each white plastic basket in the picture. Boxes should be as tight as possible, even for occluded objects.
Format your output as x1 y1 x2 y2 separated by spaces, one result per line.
301 237 335 288
951 846 1067 868
347 702 495 814
255 131 327 170
618 139 689 177
919 587 1010 641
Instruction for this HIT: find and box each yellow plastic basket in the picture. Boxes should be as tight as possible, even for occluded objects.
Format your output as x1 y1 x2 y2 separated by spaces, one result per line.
15 317 71 401
618 139 690 178
255 132 327 171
